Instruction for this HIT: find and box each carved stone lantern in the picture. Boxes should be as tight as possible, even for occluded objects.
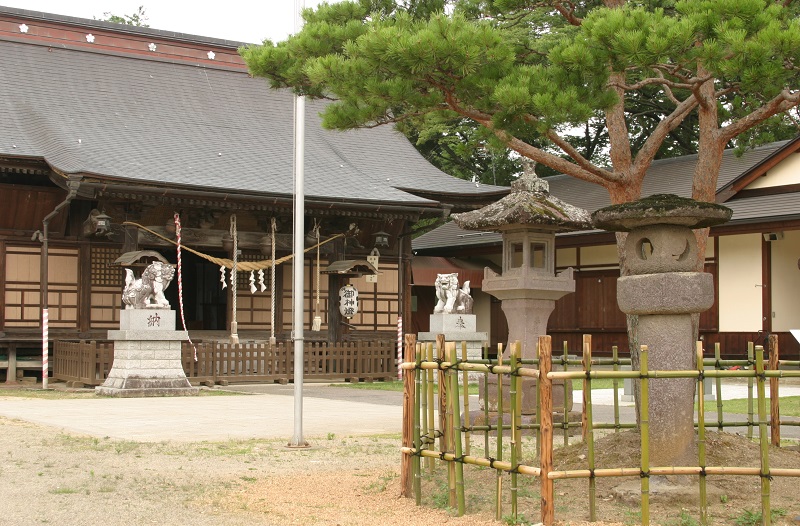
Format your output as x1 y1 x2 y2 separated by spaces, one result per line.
452 165 591 415
593 194 731 466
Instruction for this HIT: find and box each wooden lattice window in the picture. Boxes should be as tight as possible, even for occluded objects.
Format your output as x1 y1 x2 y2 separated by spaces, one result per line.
235 251 271 291
91 246 123 286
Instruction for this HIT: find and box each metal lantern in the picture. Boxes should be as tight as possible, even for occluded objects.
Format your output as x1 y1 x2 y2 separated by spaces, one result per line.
82 209 113 237
373 230 390 248
338 284 359 319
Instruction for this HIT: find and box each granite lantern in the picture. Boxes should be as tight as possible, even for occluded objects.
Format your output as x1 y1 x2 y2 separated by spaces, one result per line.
452 165 591 414
593 194 731 465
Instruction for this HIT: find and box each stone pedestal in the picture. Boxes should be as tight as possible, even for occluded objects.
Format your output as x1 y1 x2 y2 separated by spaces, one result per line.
96 309 198 397
618 272 714 465
418 314 488 373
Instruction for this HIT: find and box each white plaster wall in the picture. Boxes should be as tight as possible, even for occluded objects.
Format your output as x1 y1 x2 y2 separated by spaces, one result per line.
718 234 763 332
746 152 800 189
556 247 577 267
580 244 619 266
769 230 800 332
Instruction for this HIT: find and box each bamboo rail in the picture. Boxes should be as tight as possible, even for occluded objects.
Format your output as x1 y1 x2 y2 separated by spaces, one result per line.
400 336 800 525
696 342 708 525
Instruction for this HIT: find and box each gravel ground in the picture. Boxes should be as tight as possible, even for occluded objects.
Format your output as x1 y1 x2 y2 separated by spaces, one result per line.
0 416 517 526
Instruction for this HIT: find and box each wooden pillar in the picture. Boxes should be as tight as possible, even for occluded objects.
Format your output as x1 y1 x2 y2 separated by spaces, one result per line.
327 239 344 343
6 343 16 384
0 239 6 333
275 261 285 338
78 241 92 334
401 220 413 334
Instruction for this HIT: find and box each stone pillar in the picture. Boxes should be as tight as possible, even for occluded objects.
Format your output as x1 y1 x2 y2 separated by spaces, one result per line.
618 272 713 464
96 309 198 397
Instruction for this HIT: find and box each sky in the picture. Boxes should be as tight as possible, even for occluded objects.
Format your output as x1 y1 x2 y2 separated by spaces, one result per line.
3 1 335 44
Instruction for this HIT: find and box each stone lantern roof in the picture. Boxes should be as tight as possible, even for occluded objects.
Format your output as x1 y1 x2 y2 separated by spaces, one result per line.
451 163 592 232
592 194 732 232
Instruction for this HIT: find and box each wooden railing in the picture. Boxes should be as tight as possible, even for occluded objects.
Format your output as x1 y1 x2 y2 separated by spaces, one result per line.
54 339 397 386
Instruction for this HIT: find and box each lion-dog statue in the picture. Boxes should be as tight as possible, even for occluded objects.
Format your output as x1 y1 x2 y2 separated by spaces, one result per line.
433 272 474 314
122 261 176 309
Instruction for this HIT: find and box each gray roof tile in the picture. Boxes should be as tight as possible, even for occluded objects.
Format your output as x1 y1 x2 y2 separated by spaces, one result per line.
0 38 505 206
414 141 799 251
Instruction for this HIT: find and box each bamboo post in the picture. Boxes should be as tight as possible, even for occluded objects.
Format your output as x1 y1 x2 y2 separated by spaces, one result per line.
420 342 429 472
448 342 466 516
483 344 490 455
539 335 555 526
495 342 504 522
696 342 708 526
414 341 423 504
640 345 650 526
714 343 724 432
510 341 520 521
768 334 780 447
756 345 771 526
612 345 620 433
401 334 417 499
462 341 471 456
747 342 754 440
562 340 570 446
437 334 456 508
583 335 596 522
426 342 435 474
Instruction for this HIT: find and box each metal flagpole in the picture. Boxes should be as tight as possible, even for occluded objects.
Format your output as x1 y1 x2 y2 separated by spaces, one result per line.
288 0 309 448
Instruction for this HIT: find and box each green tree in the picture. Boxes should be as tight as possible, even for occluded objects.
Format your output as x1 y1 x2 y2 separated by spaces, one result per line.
97 5 149 27
241 0 800 261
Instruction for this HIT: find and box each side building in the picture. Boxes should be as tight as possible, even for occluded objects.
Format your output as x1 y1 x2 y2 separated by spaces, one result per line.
413 139 800 358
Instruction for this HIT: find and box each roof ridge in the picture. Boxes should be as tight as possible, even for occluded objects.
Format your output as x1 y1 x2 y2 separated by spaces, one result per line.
0 5 250 48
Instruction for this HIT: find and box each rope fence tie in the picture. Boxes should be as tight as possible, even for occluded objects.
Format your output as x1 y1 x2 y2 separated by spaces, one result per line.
640 470 650 479
454 455 467 464
760 472 774 481
487 457 496 469
439 451 448 461
699 468 707 477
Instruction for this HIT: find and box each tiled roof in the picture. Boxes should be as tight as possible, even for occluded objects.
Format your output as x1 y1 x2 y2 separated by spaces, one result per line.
0 17 506 208
414 141 800 251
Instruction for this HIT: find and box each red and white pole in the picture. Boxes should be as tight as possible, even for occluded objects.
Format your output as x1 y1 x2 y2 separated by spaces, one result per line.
42 308 49 389
396 315 403 380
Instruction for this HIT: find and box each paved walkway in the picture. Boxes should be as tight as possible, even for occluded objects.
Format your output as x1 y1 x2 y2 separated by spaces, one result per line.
0 381 796 442
0 384 404 442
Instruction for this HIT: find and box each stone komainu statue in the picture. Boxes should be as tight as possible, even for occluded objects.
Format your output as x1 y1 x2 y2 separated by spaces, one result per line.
122 261 176 309
433 272 474 314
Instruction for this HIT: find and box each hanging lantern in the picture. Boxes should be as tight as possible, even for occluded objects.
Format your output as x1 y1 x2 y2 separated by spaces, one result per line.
373 230 390 248
338 284 359 319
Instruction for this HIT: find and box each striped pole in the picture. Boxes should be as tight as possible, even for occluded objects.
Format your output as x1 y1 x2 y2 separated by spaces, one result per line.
42 308 49 389
397 315 403 380
174 213 197 361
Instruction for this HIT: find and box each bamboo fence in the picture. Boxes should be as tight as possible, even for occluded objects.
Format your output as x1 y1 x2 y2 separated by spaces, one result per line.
400 334 800 526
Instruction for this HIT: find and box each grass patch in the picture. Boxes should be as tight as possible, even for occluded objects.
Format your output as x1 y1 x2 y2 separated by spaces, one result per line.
330 377 621 394
0 386 244 399
697 396 799 417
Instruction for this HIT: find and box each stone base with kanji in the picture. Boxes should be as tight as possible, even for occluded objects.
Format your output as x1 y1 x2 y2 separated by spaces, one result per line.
96 309 198 398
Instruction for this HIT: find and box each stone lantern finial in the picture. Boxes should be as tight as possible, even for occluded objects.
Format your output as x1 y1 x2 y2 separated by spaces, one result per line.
514 159 549 194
